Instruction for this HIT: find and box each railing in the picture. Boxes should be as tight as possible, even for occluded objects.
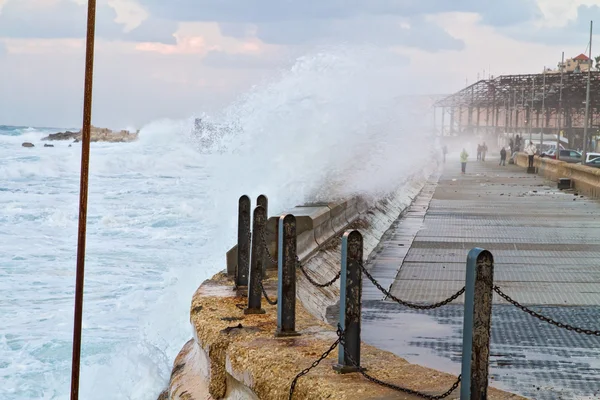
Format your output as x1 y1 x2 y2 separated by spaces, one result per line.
233 195 600 400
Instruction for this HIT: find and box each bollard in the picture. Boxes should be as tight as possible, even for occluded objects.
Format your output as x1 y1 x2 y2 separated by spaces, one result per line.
461 248 494 400
236 195 251 287
333 230 363 373
257 194 268 217
275 214 300 337
245 205 267 315
257 194 269 274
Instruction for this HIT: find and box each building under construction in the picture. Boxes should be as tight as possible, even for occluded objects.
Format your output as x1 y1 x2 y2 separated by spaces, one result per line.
434 69 600 150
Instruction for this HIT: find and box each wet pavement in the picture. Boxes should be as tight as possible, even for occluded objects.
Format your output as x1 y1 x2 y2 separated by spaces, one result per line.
362 159 600 399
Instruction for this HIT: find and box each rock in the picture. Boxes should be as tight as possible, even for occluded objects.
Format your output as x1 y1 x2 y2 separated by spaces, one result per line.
42 125 139 143
44 144 54 147
22 142 34 147
156 390 168 400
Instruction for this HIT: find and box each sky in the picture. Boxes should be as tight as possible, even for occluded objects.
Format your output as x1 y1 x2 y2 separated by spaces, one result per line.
0 0 599 128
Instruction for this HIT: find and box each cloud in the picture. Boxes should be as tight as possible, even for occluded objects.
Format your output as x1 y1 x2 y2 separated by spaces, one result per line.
201 50 289 69
497 4 600 47
0 0 177 44
139 0 540 26
137 0 540 50
246 16 464 51
0 41 6 58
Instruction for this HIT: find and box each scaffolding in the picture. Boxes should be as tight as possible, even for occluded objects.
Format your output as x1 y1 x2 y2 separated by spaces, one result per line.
434 72 600 149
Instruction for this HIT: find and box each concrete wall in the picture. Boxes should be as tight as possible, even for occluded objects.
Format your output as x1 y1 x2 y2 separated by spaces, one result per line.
515 153 600 198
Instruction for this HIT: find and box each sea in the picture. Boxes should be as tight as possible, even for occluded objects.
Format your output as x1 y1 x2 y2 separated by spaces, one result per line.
0 48 431 400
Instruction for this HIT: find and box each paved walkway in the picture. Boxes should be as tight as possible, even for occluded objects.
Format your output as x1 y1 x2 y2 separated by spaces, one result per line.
362 158 600 400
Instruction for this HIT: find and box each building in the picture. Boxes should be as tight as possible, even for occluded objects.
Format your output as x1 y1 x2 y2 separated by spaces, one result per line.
564 53 593 73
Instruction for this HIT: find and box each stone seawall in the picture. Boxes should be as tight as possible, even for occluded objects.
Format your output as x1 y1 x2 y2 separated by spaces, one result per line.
161 162 525 400
515 153 600 198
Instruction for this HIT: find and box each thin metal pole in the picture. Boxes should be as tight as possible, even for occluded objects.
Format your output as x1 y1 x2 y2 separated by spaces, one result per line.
558 52 564 159
70 0 97 399
583 20 593 162
530 77 535 144
541 67 546 150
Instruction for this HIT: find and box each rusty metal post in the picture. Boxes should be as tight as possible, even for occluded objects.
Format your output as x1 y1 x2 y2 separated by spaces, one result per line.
461 248 494 400
334 230 363 373
245 205 266 315
70 0 97 399
257 194 268 216
275 214 300 337
257 194 268 274
236 195 251 287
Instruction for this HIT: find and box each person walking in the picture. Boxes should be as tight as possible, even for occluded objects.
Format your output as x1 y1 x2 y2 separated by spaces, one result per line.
481 142 488 161
499 147 507 166
460 148 469 174
442 145 448 163
525 141 536 168
477 144 482 161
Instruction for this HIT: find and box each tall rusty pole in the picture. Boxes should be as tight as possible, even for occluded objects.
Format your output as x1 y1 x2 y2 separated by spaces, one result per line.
70 0 97 399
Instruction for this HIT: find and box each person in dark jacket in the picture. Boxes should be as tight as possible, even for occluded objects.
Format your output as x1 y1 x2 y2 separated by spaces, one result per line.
499 147 507 166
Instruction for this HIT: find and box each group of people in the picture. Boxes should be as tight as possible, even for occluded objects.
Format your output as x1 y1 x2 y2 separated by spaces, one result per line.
456 139 537 174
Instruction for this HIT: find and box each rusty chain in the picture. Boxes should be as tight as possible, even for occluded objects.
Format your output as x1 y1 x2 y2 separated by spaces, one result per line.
259 226 278 265
359 261 465 310
288 335 340 400
336 325 461 400
494 286 600 336
297 256 342 288
289 326 461 400
259 280 278 305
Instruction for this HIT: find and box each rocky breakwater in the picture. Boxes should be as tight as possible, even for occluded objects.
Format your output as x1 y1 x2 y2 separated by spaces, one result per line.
161 161 526 400
41 126 139 143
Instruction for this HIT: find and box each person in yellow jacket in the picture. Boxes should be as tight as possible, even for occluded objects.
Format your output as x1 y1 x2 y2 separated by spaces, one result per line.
460 148 469 174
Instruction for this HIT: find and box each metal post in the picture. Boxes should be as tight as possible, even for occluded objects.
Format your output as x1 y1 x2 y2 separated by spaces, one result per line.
236 195 251 287
530 77 535 144
583 20 593 162
70 1 97 399
461 248 494 400
245 206 267 315
257 194 268 217
541 67 546 150
257 194 269 274
558 52 564 159
275 214 300 337
441 108 445 136
334 230 363 373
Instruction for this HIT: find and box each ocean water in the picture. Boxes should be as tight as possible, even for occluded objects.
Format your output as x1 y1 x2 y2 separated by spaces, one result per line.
0 47 432 400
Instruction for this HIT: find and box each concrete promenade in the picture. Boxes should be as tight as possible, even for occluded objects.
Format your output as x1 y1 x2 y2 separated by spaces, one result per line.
362 158 600 400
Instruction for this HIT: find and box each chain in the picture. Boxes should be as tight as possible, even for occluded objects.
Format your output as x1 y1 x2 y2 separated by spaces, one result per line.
259 280 278 305
359 262 465 310
288 326 460 400
337 326 461 400
494 286 600 336
288 336 340 400
297 256 341 288
259 226 278 264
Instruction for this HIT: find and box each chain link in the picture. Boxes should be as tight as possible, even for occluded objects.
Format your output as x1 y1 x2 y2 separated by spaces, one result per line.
288 336 340 400
259 225 278 265
288 326 461 400
297 256 341 288
259 280 278 305
494 286 600 336
359 261 465 310
336 326 461 400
